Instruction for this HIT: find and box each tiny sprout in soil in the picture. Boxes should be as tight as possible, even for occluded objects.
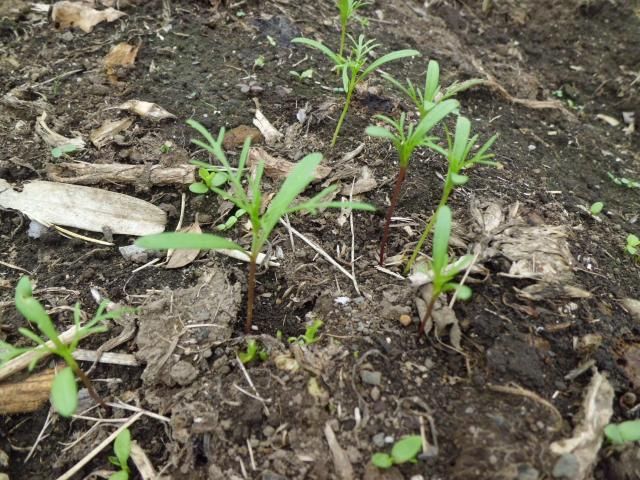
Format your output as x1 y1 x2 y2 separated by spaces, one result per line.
290 68 314 82
417 205 473 337
1 277 128 416
137 121 374 333
608 172 640 189
405 115 498 273
292 34 419 146
365 99 459 265
51 144 78 159
372 435 422 469
108 428 132 480
238 339 268 364
604 420 640 445
626 234 639 258
288 319 323 345
590 201 604 215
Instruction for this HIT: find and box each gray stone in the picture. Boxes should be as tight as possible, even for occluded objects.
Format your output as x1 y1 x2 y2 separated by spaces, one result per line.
361 370 382 386
372 432 385 448
517 464 539 480
169 360 198 386
552 453 579 479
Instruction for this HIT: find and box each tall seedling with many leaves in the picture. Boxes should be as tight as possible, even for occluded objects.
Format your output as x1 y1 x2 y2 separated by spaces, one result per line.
138 120 374 333
365 99 459 264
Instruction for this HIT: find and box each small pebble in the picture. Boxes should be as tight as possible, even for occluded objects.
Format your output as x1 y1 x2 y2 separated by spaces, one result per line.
372 433 385 448
517 464 540 480
119 245 149 263
399 314 412 326
370 386 381 401
552 453 579 479
360 370 382 386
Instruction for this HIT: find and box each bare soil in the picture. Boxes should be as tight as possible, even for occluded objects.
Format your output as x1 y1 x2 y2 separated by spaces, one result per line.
1 0 639 479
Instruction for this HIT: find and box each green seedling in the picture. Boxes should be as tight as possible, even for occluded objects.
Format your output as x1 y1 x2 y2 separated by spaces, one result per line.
0 277 126 416
337 0 370 59
605 420 640 445
238 339 269 364
372 435 422 469
626 234 639 257
608 172 640 189
253 55 265 69
290 68 314 82
160 142 173 154
189 160 229 194
216 208 246 231
51 144 78 159
405 115 498 273
137 121 374 333
288 319 323 345
292 34 419 146
382 60 486 118
417 206 473 337
590 201 604 215
365 100 459 264
108 428 132 480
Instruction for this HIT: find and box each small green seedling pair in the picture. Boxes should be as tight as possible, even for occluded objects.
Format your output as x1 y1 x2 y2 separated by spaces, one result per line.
288 319 323 345
189 161 229 194
626 234 639 258
292 34 419 146
372 435 422 469
238 339 269 364
137 121 374 333
0 277 126 416
108 428 132 480
605 420 640 445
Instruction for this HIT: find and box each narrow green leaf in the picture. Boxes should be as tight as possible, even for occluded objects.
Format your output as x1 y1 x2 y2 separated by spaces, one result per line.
443 283 472 300
425 60 440 102
261 153 323 238
451 173 469 186
452 116 471 162
371 453 394 469
391 435 422 464
365 125 396 141
432 205 452 275
292 38 342 66
18 328 47 347
114 428 132 468
136 233 242 251
414 99 459 140
361 49 420 80
51 367 77 417
108 470 129 480
186 119 218 148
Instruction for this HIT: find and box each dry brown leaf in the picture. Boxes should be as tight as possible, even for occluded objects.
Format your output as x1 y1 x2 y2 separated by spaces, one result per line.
104 42 140 83
90 117 133 148
51 1 126 33
222 125 263 150
339 166 377 195
115 100 176 121
165 222 201 269
248 147 331 181
253 109 283 145
35 112 85 150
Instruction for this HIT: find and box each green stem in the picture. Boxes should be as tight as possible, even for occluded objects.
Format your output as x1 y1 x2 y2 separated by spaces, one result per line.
404 180 453 274
331 86 354 147
245 251 258 334
338 24 346 60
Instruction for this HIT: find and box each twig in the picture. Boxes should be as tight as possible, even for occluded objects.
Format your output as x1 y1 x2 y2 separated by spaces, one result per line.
73 349 139 367
488 382 563 431
348 178 361 296
25 409 53 462
235 356 270 416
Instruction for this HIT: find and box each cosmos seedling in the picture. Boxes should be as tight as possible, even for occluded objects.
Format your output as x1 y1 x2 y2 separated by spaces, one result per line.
417 205 473 337
292 34 419 146
371 435 422 469
626 234 639 258
189 161 229 194
137 121 374 333
51 144 78 159
337 0 370 59
288 319 323 345
0 277 126 416
238 339 268 364
383 60 485 119
108 428 132 480
605 420 640 445
290 68 314 82
365 100 459 264
405 115 498 273
590 201 604 216
608 172 640 189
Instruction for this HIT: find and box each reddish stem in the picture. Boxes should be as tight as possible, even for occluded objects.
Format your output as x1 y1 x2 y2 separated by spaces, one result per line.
244 253 258 334
74 365 107 409
417 295 437 338
379 166 407 265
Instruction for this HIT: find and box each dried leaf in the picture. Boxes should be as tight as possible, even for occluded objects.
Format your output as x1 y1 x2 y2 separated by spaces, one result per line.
90 117 133 148
339 166 378 195
104 42 140 83
165 222 202 269
35 112 85 150
248 147 331 181
253 109 283 145
51 1 126 33
115 100 176 121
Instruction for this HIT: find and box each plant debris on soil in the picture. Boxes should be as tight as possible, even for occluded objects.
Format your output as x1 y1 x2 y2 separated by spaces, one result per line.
1 0 639 479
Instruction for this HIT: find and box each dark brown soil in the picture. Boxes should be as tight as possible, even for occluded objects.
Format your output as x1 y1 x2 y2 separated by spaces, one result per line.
1 0 639 479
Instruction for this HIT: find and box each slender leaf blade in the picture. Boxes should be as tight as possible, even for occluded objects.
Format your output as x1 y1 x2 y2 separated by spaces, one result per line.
51 367 77 417
361 49 420 80
136 233 242 251
414 99 459 139
432 205 452 274
292 38 342 66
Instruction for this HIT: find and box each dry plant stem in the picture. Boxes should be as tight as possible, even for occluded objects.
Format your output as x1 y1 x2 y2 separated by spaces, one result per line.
417 295 437 338
245 252 258 333
72 363 107 409
379 165 407 265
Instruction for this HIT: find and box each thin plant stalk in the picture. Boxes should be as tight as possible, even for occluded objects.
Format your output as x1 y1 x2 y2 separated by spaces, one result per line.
245 252 258 334
379 165 407 265
332 87 354 147
417 295 437 338
72 360 106 408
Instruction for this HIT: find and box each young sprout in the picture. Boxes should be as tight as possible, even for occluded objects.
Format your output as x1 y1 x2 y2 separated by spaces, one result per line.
382 60 486 118
288 319 323 345
626 234 640 257
238 339 268 364
108 428 132 480
0 277 126 416
337 0 370 59
590 201 604 216
189 160 229 194
405 115 498 273
371 435 422 469
137 121 374 333
292 34 419 146
417 205 473 337
365 99 459 265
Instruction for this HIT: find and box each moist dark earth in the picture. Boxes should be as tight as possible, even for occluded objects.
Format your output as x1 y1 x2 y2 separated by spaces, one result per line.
1 0 639 479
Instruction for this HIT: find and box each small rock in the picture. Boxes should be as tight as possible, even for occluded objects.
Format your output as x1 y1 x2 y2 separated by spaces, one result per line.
27 220 49 239
517 464 540 480
263 426 275 438
169 360 198 386
552 453 579 479
399 314 412 326
370 386 381 401
361 370 382 386
119 244 149 263
372 432 385 448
